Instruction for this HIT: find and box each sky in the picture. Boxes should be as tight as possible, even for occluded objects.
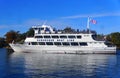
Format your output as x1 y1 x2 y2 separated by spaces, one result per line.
0 0 120 37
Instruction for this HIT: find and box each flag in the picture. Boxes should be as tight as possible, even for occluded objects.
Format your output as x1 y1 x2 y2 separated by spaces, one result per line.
90 19 97 24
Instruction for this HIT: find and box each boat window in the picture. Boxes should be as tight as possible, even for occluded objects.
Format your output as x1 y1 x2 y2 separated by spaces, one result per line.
94 42 97 44
45 27 50 32
44 35 51 38
62 42 70 46
68 35 76 38
40 28 44 30
52 35 59 38
89 42 92 44
104 42 115 47
71 42 79 46
34 28 38 30
38 42 45 45
79 42 88 46
54 42 61 45
31 42 38 45
57 39 64 41
92 34 97 40
60 35 67 38
77 35 81 39
46 42 53 45
35 36 43 38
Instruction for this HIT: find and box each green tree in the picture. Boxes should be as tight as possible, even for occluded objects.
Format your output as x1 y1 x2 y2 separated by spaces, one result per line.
106 32 120 49
4 28 34 44
63 27 76 33
5 30 18 43
0 37 6 48
26 28 34 37
15 32 26 43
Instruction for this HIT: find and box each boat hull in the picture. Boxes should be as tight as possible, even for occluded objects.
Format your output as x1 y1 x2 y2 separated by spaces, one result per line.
9 44 116 54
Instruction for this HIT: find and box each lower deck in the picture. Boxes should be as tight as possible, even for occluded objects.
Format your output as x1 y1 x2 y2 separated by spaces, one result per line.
9 43 116 54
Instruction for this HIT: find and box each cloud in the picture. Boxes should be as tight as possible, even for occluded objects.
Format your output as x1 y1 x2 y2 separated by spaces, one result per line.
0 19 71 31
0 25 9 29
23 19 71 29
61 12 120 19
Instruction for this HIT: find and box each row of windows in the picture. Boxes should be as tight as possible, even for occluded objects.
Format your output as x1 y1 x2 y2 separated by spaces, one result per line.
29 42 87 46
37 39 74 42
37 39 54 42
35 35 81 39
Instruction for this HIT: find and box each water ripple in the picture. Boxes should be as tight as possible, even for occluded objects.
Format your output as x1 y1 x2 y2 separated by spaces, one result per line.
0 48 120 78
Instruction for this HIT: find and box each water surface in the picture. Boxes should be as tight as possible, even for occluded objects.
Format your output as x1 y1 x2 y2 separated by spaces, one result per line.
0 48 120 78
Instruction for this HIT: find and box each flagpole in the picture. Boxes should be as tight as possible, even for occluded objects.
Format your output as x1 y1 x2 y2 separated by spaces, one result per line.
87 16 90 33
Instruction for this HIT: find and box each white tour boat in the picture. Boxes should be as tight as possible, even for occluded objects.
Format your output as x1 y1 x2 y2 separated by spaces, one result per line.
9 19 116 54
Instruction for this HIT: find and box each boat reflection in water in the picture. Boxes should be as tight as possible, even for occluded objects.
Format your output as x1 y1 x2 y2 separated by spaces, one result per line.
7 51 119 78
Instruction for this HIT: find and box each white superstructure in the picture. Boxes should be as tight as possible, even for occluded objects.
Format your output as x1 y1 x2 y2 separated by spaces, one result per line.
9 24 116 54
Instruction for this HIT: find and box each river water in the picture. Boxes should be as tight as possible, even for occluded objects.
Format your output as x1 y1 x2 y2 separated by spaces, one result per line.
0 48 120 78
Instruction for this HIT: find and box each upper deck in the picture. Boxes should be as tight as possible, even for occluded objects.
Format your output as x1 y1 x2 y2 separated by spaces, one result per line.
24 25 102 43
32 25 93 35
32 25 56 35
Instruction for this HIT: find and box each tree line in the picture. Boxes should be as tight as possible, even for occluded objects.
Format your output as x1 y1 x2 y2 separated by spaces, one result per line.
0 28 34 48
0 27 120 49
